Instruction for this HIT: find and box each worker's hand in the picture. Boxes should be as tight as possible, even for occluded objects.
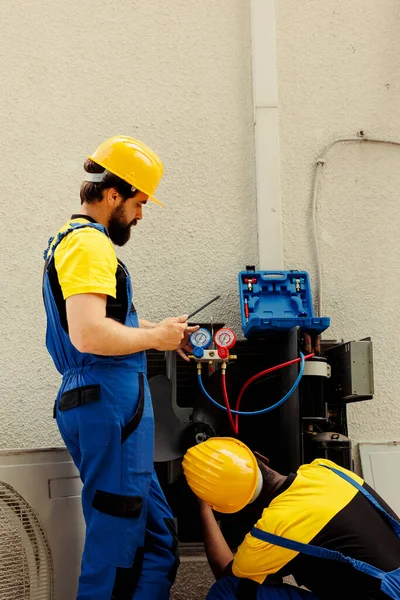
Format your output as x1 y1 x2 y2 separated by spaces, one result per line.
253 451 270 466
152 315 190 351
176 322 200 362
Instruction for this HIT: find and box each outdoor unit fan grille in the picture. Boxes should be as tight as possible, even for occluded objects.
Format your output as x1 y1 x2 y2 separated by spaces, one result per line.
0 481 54 599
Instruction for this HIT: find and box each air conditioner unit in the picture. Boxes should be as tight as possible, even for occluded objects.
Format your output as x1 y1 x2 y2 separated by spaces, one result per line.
0 448 84 600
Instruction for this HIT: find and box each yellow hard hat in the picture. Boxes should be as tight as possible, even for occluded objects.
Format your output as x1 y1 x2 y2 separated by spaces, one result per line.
88 135 164 207
182 437 260 514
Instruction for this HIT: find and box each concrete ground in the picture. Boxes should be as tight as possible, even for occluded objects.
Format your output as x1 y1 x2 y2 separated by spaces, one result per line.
171 554 215 600
170 548 300 599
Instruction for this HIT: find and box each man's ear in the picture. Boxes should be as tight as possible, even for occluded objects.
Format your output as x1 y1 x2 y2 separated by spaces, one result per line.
105 187 119 206
254 451 270 466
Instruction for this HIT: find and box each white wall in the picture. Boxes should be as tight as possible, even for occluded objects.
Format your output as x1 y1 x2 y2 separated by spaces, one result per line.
0 0 257 448
1 0 398 451
276 0 400 444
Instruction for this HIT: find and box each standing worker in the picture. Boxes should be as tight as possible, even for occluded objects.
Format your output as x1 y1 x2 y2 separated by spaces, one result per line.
183 437 400 600
42 136 198 599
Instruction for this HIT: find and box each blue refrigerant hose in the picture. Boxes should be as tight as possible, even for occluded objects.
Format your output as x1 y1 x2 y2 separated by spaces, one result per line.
197 352 305 416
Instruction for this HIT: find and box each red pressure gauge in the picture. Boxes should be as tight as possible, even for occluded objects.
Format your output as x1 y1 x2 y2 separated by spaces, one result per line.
214 328 237 350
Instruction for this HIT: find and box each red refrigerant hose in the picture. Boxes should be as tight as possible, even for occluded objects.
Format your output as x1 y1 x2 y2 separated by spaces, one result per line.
221 353 315 434
221 370 238 434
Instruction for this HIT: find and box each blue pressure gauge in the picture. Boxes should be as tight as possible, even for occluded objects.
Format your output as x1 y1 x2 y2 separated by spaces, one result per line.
190 328 212 349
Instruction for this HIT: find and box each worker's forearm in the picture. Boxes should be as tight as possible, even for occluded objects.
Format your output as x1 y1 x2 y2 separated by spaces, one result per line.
74 317 159 356
138 318 157 329
199 502 234 580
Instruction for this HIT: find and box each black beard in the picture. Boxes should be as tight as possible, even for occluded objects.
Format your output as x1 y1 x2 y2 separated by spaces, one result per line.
108 205 135 246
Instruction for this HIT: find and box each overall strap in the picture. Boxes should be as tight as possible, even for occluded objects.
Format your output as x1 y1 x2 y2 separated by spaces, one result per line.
322 466 400 538
250 462 400 581
43 222 108 261
250 527 385 580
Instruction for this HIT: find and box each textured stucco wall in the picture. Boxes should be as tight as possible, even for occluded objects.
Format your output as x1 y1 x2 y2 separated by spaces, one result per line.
1 0 398 452
276 0 400 444
0 0 257 448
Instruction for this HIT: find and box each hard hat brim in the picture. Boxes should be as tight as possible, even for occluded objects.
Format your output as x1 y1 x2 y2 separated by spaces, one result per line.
149 195 165 208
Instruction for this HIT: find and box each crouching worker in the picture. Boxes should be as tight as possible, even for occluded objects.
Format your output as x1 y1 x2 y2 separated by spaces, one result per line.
182 438 400 600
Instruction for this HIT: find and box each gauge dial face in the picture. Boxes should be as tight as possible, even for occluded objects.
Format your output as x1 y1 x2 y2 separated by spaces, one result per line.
214 328 236 349
190 328 212 348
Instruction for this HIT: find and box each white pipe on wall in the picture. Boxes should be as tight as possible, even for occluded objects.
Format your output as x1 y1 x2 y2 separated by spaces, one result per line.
311 133 400 317
250 0 284 269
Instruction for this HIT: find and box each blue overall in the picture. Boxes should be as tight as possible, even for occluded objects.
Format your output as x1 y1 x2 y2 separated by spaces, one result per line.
43 222 178 600
208 466 400 599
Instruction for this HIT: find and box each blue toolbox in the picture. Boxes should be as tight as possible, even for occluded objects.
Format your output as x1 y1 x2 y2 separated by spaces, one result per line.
238 269 330 338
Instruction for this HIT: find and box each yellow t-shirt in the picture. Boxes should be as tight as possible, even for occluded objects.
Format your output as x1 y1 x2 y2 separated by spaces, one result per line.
232 459 363 584
48 218 118 299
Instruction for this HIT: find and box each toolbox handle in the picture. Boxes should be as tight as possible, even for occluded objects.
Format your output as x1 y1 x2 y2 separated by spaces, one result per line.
261 273 286 280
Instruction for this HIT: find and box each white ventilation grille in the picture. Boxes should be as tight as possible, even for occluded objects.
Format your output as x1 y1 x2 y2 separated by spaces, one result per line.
0 482 54 599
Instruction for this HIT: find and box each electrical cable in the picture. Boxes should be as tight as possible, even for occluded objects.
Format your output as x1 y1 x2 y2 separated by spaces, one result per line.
311 134 400 316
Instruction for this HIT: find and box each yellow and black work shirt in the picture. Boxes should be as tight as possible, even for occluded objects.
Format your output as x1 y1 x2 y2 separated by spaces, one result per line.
46 215 131 332
233 459 400 600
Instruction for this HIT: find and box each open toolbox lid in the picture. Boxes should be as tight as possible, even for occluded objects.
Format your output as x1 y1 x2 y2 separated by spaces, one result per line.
238 269 330 338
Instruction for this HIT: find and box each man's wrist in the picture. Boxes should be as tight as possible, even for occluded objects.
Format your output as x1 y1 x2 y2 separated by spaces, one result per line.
139 318 157 329
147 326 160 350
198 499 213 515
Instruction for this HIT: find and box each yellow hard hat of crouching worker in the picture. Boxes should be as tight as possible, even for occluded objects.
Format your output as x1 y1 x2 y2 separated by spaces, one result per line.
88 135 164 207
182 437 261 514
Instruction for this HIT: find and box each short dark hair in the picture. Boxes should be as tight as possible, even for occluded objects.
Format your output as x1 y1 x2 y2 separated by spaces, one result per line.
80 159 137 205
